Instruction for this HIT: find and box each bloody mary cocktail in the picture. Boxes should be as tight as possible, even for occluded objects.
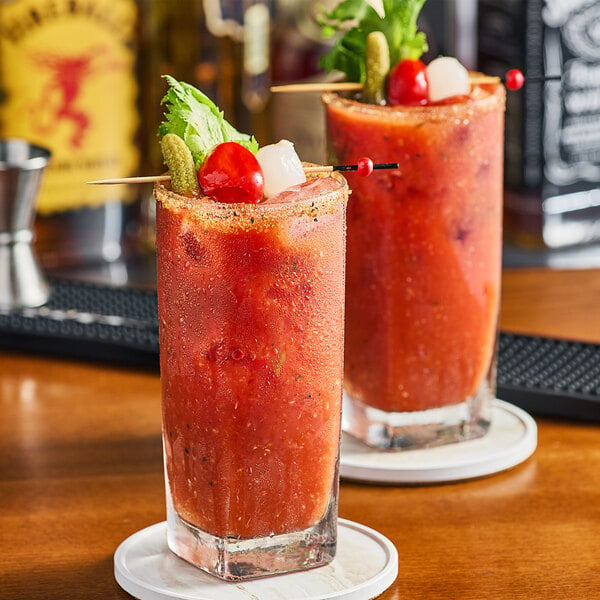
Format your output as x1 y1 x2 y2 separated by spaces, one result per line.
155 171 348 579
323 82 505 449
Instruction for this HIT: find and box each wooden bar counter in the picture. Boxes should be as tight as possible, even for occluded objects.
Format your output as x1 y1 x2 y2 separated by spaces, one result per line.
1 268 599 599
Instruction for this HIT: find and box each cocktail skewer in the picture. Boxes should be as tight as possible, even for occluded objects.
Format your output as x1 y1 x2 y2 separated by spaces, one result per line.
87 175 172 185
87 160 399 185
305 161 399 174
271 81 363 93
270 69 561 94
271 75 502 93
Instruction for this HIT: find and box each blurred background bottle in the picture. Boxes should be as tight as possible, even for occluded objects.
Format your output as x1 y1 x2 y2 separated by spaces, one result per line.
420 0 478 67
202 0 272 145
0 0 145 272
134 0 274 260
145 1 333 174
478 0 600 250
269 0 334 162
0 0 349 282
0 0 244 280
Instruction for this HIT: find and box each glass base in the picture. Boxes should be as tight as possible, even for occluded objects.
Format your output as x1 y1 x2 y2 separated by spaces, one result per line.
165 498 337 581
342 388 493 451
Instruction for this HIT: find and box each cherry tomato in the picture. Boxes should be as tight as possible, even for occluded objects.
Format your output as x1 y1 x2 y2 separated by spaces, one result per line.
198 142 265 203
386 59 428 106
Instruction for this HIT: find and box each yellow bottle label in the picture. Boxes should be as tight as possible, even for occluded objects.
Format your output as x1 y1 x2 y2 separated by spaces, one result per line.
0 0 139 214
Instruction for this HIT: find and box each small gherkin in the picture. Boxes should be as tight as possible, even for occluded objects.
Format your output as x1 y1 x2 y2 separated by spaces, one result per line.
364 31 391 104
160 133 200 195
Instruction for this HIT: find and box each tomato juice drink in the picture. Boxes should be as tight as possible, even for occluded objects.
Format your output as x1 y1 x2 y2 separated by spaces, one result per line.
155 172 348 579
323 82 505 450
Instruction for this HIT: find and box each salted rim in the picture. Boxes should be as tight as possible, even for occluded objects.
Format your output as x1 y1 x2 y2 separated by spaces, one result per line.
322 78 506 123
154 165 349 225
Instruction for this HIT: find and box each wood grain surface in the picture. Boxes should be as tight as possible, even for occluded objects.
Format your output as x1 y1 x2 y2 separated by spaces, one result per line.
1 268 599 600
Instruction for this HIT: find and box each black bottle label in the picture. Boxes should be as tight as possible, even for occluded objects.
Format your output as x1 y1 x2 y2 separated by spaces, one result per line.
478 0 600 246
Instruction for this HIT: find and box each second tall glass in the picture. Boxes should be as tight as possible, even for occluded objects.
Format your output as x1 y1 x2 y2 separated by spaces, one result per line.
323 82 505 450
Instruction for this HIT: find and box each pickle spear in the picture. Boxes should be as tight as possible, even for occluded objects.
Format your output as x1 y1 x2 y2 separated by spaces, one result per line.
160 133 199 195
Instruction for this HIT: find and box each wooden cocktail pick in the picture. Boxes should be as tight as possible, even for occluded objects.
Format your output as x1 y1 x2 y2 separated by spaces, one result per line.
270 81 363 94
87 161 400 185
270 69 561 94
87 175 172 185
271 74 504 94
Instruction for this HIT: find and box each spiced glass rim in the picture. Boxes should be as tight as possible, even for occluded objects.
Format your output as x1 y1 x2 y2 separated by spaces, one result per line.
322 79 506 122
154 166 349 225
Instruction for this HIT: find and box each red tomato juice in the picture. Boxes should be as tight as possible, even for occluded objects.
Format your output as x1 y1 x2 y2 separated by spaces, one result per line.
324 83 505 414
155 174 347 539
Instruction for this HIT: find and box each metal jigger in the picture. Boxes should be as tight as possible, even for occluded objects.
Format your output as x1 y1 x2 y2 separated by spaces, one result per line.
0 139 51 309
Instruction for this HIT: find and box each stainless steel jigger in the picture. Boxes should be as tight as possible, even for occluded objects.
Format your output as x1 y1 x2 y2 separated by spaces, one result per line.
0 139 51 309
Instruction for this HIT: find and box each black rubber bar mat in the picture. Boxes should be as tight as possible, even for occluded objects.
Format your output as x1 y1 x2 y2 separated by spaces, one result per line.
0 278 598 421
0 278 159 368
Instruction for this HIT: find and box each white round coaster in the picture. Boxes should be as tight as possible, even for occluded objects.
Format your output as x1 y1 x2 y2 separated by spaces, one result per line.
114 518 398 600
340 399 537 484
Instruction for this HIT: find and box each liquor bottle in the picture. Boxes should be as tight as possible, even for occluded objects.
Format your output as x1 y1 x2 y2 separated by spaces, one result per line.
203 0 272 145
478 0 600 249
269 0 334 163
419 0 478 67
0 0 145 270
135 0 220 258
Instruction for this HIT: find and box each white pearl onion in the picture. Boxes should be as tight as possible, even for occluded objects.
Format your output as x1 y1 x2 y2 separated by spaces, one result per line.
425 56 470 102
256 139 306 199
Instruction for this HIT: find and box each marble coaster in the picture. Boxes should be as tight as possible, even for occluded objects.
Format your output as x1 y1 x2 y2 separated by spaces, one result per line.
114 518 398 600
340 399 537 484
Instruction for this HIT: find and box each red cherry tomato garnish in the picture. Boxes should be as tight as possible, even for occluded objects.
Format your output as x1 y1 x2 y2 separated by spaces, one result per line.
198 141 264 203
386 59 428 106
357 157 374 177
505 68 525 90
